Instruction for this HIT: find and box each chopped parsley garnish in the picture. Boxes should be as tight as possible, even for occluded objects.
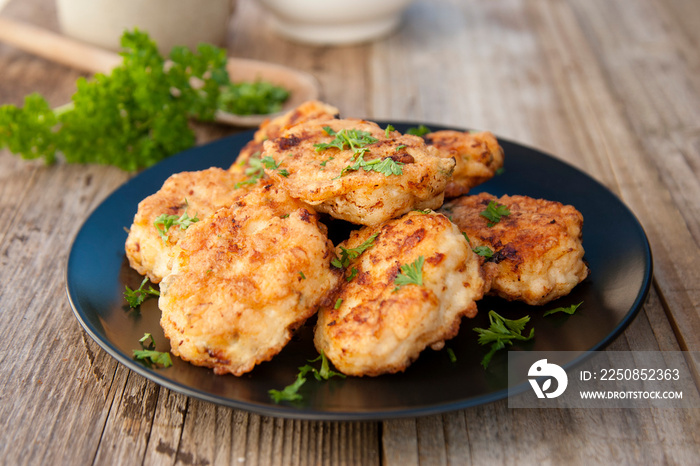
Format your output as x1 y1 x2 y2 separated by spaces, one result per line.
332 233 379 268
313 126 403 177
298 271 306 280
124 277 160 308
446 348 457 363
268 350 345 403
479 200 511 227
235 154 266 187
133 333 172 368
314 126 378 152
346 267 359 282
337 152 404 177
268 371 306 403
471 245 494 258
406 125 431 137
235 154 287 188
261 155 289 176
154 200 199 242
385 124 395 137
393 256 425 292
473 311 535 369
462 232 494 258
543 302 583 317
217 80 290 116
334 298 344 310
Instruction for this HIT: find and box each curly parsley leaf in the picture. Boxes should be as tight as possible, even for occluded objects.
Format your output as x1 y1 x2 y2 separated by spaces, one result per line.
0 29 229 171
479 200 511 227
124 277 160 308
473 310 535 369
543 302 583 317
217 80 290 116
332 233 379 268
393 256 425 292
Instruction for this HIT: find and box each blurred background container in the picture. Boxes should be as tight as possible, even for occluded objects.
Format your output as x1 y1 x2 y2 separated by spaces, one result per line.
257 0 414 45
56 0 235 54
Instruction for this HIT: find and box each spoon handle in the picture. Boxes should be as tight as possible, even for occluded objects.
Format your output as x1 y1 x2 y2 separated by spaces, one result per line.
0 17 121 73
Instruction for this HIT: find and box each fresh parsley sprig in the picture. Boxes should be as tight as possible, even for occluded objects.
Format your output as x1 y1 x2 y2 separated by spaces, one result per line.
153 201 199 242
473 310 535 369
314 126 378 152
133 333 172 368
393 256 425 292
337 152 404 177
332 233 379 268
480 200 511 227
124 277 160 308
0 30 229 171
314 126 403 177
268 350 345 403
268 372 306 403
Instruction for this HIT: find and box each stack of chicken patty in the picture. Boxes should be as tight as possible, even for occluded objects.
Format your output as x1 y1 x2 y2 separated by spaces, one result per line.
125 101 589 377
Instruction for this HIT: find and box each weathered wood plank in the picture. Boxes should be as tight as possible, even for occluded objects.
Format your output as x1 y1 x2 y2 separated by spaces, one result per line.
2 0 700 464
533 0 700 352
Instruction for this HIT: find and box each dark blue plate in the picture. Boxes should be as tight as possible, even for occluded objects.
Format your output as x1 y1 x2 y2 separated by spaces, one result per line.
66 122 652 420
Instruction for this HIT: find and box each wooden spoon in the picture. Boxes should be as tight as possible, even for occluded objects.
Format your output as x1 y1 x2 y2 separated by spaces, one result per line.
0 17 320 127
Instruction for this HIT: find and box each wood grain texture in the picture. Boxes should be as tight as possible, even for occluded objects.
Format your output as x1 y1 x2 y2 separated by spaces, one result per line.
1 0 699 464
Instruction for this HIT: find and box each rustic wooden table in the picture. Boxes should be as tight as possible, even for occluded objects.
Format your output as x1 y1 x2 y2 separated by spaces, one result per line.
2 0 699 464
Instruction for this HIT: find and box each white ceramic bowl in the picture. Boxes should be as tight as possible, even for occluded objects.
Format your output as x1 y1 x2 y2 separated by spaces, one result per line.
56 0 235 54
257 0 414 45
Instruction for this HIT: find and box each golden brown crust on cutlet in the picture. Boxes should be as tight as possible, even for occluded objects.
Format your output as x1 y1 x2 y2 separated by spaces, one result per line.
124 167 250 283
442 192 589 305
425 130 504 198
314 211 488 377
159 183 341 376
230 100 340 174
262 118 455 226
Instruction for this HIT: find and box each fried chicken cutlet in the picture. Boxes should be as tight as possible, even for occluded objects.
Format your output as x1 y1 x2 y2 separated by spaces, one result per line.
442 193 589 306
159 183 341 376
263 118 455 226
314 211 489 376
230 100 340 174
424 130 504 198
125 167 250 283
